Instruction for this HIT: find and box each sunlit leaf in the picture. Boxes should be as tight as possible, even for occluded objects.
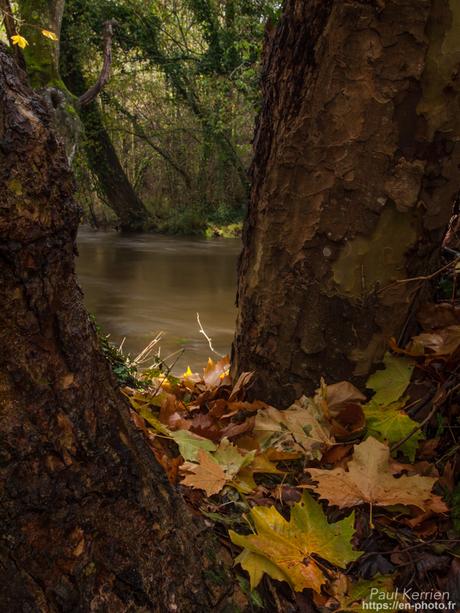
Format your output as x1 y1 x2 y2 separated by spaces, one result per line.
11 34 28 49
41 29 58 41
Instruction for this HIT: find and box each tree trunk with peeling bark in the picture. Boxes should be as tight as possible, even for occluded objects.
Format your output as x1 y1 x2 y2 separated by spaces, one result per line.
0 45 233 612
232 0 460 407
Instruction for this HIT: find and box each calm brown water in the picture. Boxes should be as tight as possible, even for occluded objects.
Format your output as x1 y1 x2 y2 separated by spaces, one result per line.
76 227 241 373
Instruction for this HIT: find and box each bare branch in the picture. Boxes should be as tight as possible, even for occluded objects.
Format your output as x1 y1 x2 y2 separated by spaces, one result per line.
78 19 117 107
196 312 223 357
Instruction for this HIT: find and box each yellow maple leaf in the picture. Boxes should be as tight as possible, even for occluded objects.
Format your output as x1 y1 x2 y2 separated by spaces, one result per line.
41 29 58 41
11 34 28 49
230 492 362 593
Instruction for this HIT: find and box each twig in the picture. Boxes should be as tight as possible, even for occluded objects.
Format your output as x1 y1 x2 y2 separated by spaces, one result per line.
134 332 164 365
391 380 459 453
196 312 223 357
150 349 185 398
378 257 460 295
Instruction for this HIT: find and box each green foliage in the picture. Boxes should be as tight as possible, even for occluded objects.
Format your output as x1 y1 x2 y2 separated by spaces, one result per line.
60 0 277 232
93 317 140 386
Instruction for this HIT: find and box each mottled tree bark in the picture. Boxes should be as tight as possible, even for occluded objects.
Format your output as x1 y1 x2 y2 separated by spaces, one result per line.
0 45 231 611
233 0 460 406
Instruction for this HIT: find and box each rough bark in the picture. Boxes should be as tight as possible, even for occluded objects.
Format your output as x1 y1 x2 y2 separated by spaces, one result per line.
232 0 460 407
0 45 232 611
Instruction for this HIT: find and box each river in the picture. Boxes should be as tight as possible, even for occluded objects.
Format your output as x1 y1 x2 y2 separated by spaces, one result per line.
76 227 241 373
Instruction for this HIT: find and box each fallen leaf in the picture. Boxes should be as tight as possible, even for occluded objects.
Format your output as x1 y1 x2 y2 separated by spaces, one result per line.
171 429 216 461
408 325 460 357
324 381 366 415
364 398 424 461
213 437 255 477
417 303 460 330
366 354 414 405
254 396 333 458
331 404 366 442
229 492 362 592
229 371 254 400
181 449 227 495
306 437 447 512
203 356 230 387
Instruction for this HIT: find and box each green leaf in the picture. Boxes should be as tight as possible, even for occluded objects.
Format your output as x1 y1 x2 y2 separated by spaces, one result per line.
229 492 362 593
366 354 414 405
364 399 424 461
213 438 256 478
138 407 171 435
171 430 217 461
335 575 401 612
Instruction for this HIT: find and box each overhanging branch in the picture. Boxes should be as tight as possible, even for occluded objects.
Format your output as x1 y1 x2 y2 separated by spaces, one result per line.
78 19 116 107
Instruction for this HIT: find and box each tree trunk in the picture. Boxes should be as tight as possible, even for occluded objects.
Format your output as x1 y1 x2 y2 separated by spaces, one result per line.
16 0 151 232
60 30 152 232
0 45 232 611
18 0 65 88
232 0 460 407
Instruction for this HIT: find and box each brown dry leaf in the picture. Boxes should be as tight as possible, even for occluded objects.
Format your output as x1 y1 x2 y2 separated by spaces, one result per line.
307 437 448 512
203 356 230 387
330 404 366 441
407 325 460 356
320 444 353 467
323 381 366 415
181 449 227 496
229 371 254 400
254 396 333 458
417 303 460 330
220 416 255 439
189 412 221 441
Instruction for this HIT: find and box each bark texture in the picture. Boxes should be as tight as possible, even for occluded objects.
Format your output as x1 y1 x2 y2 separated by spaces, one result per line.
233 0 460 406
0 45 229 611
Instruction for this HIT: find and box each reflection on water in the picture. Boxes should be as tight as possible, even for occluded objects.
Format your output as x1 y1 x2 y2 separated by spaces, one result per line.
76 227 241 373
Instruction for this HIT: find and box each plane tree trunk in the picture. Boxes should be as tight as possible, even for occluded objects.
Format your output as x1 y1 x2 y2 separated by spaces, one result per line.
232 0 460 407
0 45 232 611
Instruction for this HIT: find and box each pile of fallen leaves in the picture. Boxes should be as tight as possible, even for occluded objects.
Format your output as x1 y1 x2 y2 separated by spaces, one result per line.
123 302 460 611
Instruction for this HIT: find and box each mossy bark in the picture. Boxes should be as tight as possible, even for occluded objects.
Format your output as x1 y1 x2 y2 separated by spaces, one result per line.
232 0 460 406
17 0 151 231
60 52 152 231
0 44 236 611
17 0 65 88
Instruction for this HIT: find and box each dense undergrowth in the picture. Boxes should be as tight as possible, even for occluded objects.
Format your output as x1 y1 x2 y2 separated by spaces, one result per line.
101 297 460 612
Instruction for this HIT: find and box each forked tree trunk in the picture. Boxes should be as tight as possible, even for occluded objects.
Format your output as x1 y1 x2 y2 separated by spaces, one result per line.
232 0 460 407
0 46 231 611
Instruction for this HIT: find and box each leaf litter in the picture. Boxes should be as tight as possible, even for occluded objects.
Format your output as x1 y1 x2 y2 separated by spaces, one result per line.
122 307 460 611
